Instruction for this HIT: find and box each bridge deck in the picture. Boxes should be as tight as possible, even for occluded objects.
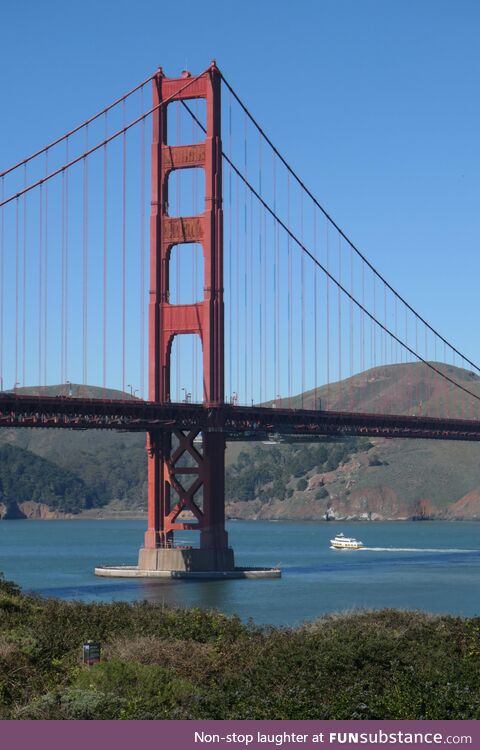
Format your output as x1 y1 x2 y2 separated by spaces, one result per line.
0 394 479 441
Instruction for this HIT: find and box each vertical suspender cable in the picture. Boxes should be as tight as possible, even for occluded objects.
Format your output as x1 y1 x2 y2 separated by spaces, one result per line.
453 347 457 416
361 261 365 375
228 96 232 400
122 103 127 395
65 138 69 383
394 294 398 413
372 272 376 370
384 282 387 371
263 205 267 401
257 200 261 402
337 235 342 397
239 113 246 400
15 198 19 389
464 357 468 420
394 294 398 364
423 326 430 416
258 130 262 404
405 308 408 414
44 150 49 386
349 245 354 410
243 188 248 403
83 130 88 387
235 170 239 399
38 184 43 387
287 171 292 406
244 111 248 403
444 342 449 417
389 291 393 364
244 150 248 403
273 153 278 403
415 315 418 414
140 90 146 400
0 177 4 388
300 189 304 407
313 206 317 409
325 220 330 408
234 167 240 398
61 165 65 386
103 112 108 395
249 190 253 403
22 166 27 386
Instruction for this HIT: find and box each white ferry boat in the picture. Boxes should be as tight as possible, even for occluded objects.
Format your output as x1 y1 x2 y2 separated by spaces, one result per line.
330 532 364 550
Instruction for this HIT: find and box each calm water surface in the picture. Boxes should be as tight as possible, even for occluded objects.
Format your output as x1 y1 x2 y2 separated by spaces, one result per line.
0 519 479 626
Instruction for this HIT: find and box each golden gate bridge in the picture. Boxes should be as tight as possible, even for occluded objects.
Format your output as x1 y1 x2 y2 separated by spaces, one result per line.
1 62 480 575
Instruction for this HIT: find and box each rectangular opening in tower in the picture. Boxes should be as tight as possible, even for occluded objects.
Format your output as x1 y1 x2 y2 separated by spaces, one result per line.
167 167 205 217
167 99 207 146
168 243 204 305
169 333 203 404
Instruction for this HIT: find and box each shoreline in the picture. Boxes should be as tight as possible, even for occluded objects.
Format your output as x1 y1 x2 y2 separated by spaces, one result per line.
2 512 479 522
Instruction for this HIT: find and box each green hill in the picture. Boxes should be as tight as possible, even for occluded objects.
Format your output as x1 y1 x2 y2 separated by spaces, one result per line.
269 360 480 418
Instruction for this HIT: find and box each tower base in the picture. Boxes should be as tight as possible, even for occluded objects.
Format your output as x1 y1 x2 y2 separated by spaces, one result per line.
94 565 281 579
138 546 235 572
95 544 281 579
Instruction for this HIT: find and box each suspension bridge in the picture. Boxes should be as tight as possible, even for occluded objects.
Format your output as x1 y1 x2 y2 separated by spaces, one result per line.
1 62 479 574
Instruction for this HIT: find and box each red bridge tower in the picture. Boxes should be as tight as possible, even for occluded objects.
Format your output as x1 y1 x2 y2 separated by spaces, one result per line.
138 63 234 572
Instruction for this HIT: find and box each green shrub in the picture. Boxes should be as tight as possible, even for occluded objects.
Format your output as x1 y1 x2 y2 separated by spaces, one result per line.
72 659 196 719
0 573 21 597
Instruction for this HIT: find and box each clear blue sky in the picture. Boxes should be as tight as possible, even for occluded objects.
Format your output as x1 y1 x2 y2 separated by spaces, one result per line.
1 0 479 396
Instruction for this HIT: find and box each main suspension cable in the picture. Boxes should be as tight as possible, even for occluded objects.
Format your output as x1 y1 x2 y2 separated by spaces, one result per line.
0 69 210 209
219 72 480 375
0 73 155 179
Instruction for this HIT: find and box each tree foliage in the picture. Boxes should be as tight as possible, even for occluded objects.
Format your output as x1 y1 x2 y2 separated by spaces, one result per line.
226 439 371 504
0 445 97 514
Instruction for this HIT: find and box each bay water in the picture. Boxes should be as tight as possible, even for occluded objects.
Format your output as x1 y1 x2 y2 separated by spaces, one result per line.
0 519 479 626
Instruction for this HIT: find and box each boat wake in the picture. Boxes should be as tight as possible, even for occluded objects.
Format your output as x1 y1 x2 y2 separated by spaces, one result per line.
362 547 478 553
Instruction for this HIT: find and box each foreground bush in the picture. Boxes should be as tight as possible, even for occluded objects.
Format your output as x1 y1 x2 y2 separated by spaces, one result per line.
0 574 479 719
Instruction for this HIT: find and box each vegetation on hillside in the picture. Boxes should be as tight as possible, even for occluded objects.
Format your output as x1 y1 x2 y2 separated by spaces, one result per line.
0 574 478 720
225 439 371 505
0 428 372 516
0 431 147 514
0 445 97 514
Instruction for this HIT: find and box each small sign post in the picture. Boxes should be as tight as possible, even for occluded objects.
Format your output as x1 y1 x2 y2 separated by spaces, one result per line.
82 641 101 666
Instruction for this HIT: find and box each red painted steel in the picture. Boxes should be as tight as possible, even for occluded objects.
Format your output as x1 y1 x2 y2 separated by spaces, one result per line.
145 63 228 551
